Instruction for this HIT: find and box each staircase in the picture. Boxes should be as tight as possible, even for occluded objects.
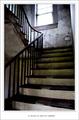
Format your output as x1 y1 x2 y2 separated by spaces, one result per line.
5 5 74 110
5 46 74 110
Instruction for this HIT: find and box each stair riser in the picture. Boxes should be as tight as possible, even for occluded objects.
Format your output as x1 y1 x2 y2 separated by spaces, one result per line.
36 62 74 69
19 88 74 100
12 101 73 110
28 78 74 86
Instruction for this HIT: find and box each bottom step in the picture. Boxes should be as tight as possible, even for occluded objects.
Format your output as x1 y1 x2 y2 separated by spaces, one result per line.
12 101 74 111
5 94 75 110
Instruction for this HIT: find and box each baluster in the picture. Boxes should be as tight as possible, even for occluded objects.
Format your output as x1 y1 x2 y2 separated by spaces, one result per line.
32 29 33 41
31 43 34 69
31 44 33 71
36 32 38 38
19 9 21 26
42 35 43 49
24 50 27 84
27 48 29 84
30 45 32 75
11 5 13 13
13 60 16 96
8 64 11 98
26 22 29 41
37 39 39 58
22 14 25 33
21 53 23 85
24 16 26 33
37 32 39 38
13 5 15 14
35 41 37 69
23 52 25 84
29 27 30 43
20 11 23 32
25 21 27 39
17 6 20 21
17 6 19 18
14 5 16 16
17 57 20 94
8 4 10 10
34 31 35 40
33 42 35 69
9 4 12 11
6 4 8 8
30 27 32 43
15 5 18 17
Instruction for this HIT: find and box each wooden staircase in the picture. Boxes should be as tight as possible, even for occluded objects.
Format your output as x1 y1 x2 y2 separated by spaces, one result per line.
5 46 74 110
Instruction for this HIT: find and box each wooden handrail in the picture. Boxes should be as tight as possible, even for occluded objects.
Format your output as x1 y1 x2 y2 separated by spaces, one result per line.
5 34 43 68
5 4 43 98
20 6 41 34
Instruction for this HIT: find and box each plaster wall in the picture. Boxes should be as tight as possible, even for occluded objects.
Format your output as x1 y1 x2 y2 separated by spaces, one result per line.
70 5 75 42
5 23 25 63
23 5 35 26
40 5 72 48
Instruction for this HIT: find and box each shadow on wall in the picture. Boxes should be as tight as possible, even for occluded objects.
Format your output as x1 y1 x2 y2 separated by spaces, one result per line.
41 5 73 48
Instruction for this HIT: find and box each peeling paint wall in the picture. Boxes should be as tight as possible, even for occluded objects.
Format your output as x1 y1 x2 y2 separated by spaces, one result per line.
23 5 35 26
70 5 75 42
40 5 72 48
5 23 25 63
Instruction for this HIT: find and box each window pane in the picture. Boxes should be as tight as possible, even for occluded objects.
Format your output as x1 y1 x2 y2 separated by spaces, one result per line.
37 13 53 26
37 4 53 15
38 4 52 10
38 7 52 15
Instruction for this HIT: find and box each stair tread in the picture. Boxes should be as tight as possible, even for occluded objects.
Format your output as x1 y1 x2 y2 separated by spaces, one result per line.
11 94 74 109
33 69 74 77
41 52 73 57
20 84 74 91
43 48 72 54
12 101 74 110
29 78 74 86
37 56 74 63
37 62 74 64
36 62 74 69
43 46 72 50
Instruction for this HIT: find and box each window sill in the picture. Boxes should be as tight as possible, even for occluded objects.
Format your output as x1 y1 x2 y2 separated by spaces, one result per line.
34 23 58 31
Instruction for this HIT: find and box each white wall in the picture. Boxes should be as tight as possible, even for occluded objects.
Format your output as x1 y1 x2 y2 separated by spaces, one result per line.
40 5 73 48
70 5 75 41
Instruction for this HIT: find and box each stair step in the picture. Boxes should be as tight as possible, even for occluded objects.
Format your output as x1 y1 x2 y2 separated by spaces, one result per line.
19 87 74 100
41 52 73 58
28 78 74 86
36 62 74 69
37 56 74 63
12 101 74 110
43 47 72 53
33 69 74 77
11 94 74 109
21 84 74 91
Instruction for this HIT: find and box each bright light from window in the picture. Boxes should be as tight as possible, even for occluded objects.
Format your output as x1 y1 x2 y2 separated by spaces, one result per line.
38 13 53 26
37 4 53 26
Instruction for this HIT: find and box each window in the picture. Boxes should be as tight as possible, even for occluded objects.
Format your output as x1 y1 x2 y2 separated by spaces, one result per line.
36 4 53 26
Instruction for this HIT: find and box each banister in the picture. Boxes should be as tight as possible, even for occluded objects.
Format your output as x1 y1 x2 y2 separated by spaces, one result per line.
5 5 42 44
20 6 41 34
5 4 43 99
5 34 43 68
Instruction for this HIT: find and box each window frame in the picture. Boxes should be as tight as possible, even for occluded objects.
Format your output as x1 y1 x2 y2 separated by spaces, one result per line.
35 4 58 31
36 4 54 27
